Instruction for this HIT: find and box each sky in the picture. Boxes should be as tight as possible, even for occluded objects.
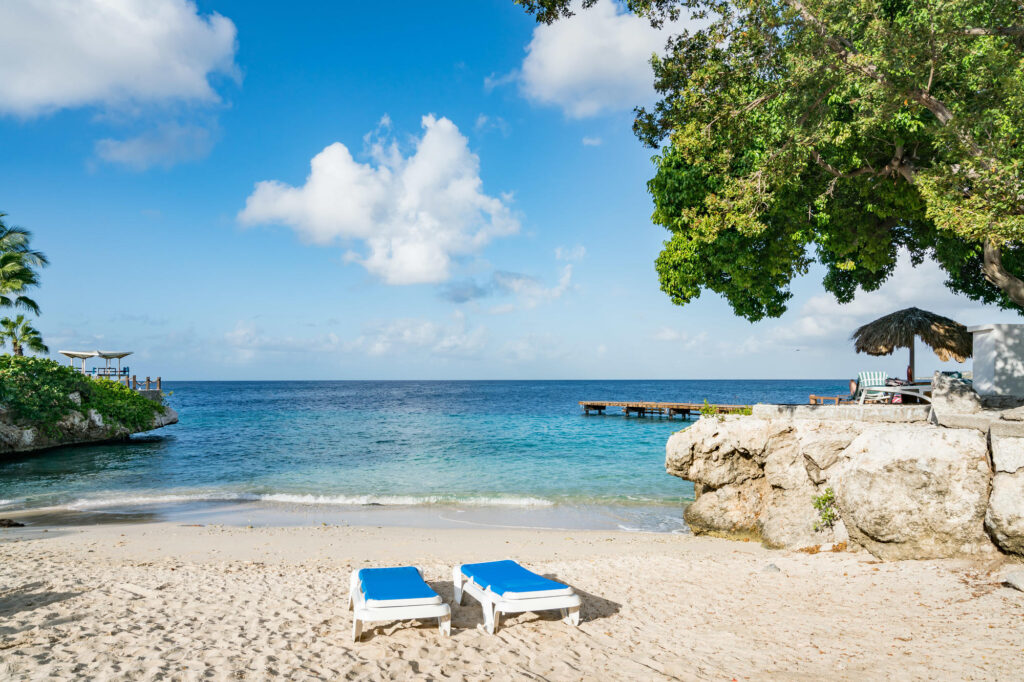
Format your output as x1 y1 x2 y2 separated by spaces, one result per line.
0 0 1020 380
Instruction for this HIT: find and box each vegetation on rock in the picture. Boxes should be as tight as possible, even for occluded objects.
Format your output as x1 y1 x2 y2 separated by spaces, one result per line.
0 355 164 436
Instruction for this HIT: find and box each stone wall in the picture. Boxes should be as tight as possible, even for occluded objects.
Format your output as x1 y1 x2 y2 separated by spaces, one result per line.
667 376 1024 561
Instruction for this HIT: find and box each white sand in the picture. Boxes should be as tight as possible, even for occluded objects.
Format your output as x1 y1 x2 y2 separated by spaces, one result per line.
1 523 1023 680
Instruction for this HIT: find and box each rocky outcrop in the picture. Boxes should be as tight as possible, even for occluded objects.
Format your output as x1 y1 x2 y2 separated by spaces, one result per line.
831 426 994 560
0 401 177 455
667 398 1024 561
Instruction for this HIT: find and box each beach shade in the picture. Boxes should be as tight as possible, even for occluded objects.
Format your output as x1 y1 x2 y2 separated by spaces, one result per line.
851 307 971 380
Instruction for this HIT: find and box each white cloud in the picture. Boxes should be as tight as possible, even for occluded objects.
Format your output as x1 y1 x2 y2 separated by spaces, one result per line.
493 266 573 309
474 114 509 136
345 313 486 358
763 252 1024 350
95 122 215 170
517 0 686 118
581 136 603 146
555 245 586 261
239 115 519 285
0 0 238 117
653 328 707 348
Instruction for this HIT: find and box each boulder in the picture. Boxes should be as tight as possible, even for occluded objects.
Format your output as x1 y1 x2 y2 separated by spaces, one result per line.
991 436 1024 474
832 425 994 560
985 473 1024 555
666 417 783 489
683 479 767 540
931 373 983 414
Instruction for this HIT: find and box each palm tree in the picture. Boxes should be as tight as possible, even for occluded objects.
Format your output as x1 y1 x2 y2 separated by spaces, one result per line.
0 213 48 315
0 315 48 356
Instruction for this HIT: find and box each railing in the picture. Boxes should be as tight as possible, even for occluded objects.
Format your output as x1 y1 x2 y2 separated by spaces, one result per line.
103 374 162 391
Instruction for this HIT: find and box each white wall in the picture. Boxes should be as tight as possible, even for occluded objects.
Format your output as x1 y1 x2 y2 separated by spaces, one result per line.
969 324 1024 396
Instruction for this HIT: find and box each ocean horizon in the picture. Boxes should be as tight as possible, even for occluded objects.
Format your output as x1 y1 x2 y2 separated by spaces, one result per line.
0 379 848 532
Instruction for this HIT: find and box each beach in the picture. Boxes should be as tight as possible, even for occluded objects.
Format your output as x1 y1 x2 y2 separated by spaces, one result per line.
2 523 1022 681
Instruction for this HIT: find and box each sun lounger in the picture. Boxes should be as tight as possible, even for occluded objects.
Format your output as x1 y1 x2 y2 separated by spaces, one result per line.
348 566 451 641
856 370 889 403
453 559 581 634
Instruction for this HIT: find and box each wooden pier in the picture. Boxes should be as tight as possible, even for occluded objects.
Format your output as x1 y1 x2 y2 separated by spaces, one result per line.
579 401 750 419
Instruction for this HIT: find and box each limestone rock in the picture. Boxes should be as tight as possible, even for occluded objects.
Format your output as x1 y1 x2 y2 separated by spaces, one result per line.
931 373 982 414
0 403 178 456
985 473 1024 555
683 479 768 539
991 436 1024 474
666 417 783 489
833 425 994 560
1000 406 1024 421
1004 571 1024 592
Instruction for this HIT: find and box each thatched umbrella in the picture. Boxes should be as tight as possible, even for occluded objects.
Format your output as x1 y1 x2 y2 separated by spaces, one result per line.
851 307 971 380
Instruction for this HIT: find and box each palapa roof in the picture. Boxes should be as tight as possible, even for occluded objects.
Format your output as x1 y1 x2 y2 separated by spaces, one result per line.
851 307 971 362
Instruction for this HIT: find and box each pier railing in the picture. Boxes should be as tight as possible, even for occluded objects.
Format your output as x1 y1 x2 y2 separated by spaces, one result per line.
105 375 162 391
579 401 750 419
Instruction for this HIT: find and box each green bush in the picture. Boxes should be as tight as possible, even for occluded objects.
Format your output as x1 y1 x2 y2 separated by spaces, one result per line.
0 355 164 436
812 487 839 532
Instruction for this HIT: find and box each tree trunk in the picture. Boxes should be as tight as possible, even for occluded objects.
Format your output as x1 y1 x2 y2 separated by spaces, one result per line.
13 344 22 356
982 238 1024 308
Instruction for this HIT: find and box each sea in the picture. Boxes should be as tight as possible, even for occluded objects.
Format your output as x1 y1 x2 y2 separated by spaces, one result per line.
0 380 847 533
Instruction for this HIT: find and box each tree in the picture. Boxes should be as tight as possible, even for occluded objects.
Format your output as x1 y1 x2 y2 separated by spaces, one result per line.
517 0 1024 320
0 213 48 315
0 315 49 357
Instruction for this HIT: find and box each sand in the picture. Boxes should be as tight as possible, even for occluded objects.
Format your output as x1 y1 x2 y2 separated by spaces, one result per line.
1 523 1023 681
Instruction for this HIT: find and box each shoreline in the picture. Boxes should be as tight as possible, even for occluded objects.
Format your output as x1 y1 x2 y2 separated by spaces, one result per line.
0 498 691 534
2 522 1022 679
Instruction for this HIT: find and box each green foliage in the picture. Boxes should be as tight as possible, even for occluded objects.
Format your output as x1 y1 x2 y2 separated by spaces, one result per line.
0 315 48 356
813 487 839 532
0 213 48 315
0 355 163 436
519 1 1024 317
699 399 717 417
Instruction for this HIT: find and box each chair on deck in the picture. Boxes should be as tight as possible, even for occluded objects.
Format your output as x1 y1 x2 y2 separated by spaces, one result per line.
855 371 890 403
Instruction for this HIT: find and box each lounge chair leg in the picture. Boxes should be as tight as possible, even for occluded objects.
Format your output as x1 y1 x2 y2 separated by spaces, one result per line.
439 613 451 637
452 567 463 605
565 606 580 626
492 608 501 634
352 618 362 642
481 601 496 634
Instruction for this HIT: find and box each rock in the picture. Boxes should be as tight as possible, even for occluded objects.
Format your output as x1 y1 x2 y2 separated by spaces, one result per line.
1004 571 1024 592
683 480 767 540
931 373 983 414
1000 406 1024 421
832 425 994 560
0 519 25 527
666 417 781 490
68 392 81 405
991 436 1024 474
934 411 999 432
0 403 178 456
762 563 781 573
985 473 1024 555
669 419 862 548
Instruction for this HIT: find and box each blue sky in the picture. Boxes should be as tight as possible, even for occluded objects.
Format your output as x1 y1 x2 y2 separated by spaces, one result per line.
0 0 1018 380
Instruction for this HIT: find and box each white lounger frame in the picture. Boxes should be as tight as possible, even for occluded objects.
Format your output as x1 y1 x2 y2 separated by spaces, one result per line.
348 569 451 642
453 564 581 634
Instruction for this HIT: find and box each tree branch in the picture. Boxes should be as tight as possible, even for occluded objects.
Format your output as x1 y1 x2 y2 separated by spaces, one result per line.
983 239 1024 307
960 27 1024 36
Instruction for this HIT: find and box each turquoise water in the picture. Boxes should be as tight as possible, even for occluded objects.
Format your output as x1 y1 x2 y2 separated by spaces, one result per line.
0 380 846 531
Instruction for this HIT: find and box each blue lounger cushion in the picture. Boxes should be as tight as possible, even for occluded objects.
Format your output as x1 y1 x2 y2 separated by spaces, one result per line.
460 560 575 600
358 567 443 608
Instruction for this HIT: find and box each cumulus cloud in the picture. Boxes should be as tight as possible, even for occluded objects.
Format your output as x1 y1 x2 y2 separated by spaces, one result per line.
516 0 687 118
239 115 519 285
95 122 215 170
0 0 238 117
581 136 603 147
653 328 707 348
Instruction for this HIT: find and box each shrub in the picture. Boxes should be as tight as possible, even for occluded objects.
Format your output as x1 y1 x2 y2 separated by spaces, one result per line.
812 487 839 532
0 355 163 436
